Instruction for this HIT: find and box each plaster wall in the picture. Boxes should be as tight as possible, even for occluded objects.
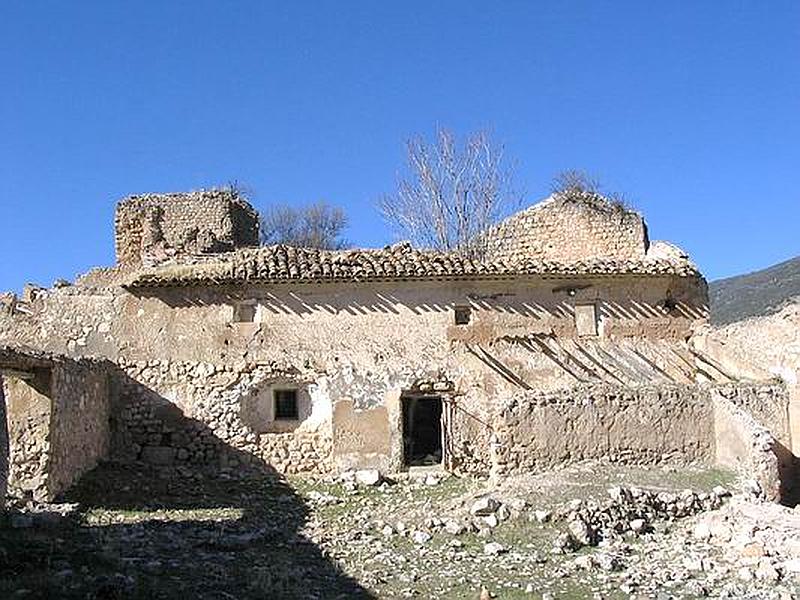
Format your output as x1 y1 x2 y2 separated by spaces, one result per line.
3 276 704 361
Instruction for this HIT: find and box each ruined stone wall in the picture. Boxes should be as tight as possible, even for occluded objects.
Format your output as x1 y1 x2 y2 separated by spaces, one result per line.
0 274 707 478
47 362 110 496
713 392 783 501
492 384 717 476
3 371 51 501
0 375 7 509
115 190 259 266
2 360 110 502
485 195 648 264
110 359 332 475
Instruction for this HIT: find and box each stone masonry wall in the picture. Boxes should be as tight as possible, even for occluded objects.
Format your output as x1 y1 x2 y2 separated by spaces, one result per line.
115 189 259 266
0 375 7 509
111 359 332 475
485 194 648 264
47 361 110 496
3 371 51 501
2 359 110 502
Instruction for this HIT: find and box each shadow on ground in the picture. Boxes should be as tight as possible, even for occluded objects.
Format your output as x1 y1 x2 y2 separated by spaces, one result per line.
1 458 374 599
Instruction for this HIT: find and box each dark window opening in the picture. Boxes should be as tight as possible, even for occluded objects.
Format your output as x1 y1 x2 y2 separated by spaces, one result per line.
233 302 256 323
454 305 471 325
274 389 299 420
402 396 443 467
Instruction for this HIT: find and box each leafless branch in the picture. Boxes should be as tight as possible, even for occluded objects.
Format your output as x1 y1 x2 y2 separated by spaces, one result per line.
379 127 521 259
261 201 348 250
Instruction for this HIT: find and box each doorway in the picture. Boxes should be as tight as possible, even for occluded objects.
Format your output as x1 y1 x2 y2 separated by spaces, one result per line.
401 396 443 467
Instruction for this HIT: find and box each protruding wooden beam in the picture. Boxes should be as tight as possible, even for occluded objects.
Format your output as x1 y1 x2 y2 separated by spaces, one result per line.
0 368 36 381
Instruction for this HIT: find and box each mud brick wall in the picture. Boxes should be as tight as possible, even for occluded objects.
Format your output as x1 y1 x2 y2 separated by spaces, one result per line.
713 392 785 502
493 382 791 487
493 384 717 476
115 189 259 266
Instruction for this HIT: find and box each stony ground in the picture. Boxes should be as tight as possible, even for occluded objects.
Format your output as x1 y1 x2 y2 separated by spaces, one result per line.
2 461 800 599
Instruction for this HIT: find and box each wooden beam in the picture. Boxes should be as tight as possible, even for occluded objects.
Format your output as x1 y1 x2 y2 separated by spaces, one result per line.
0 368 36 381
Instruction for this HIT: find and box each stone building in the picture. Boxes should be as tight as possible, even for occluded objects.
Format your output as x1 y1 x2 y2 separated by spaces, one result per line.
0 189 793 503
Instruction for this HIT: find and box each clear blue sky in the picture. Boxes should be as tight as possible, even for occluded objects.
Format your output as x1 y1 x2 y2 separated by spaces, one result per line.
2 1 798 291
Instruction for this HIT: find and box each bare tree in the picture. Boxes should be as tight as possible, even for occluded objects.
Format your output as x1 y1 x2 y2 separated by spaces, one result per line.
261 201 348 250
379 127 520 258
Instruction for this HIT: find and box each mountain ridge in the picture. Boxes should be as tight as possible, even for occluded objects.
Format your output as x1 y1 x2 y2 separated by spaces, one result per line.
709 255 800 326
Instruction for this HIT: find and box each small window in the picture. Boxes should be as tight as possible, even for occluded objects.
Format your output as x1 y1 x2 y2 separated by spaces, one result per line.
454 305 471 325
574 303 598 337
273 389 299 420
233 302 256 323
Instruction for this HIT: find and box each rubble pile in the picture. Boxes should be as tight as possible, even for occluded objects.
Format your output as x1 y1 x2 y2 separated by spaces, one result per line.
551 485 731 553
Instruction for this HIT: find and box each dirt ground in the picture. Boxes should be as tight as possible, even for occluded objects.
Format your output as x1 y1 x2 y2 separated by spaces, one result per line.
1 461 798 599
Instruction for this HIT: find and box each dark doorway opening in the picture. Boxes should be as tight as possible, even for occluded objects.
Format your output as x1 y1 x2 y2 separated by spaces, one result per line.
402 396 443 467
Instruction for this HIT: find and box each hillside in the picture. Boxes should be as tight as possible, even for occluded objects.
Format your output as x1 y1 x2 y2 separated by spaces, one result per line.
709 255 800 326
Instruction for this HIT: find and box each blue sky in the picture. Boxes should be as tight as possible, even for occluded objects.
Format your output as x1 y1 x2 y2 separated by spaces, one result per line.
2 1 798 291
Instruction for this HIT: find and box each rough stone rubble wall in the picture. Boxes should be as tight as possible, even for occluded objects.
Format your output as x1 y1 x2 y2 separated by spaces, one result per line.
2 360 110 502
3 371 51 501
115 190 259 266
47 362 110 496
485 196 648 264
0 375 7 509
111 359 332 475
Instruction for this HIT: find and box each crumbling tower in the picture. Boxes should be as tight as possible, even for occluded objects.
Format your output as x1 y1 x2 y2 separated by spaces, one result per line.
114 189 260 267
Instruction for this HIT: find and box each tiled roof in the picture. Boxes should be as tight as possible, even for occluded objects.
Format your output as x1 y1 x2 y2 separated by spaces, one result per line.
124 242 701 288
